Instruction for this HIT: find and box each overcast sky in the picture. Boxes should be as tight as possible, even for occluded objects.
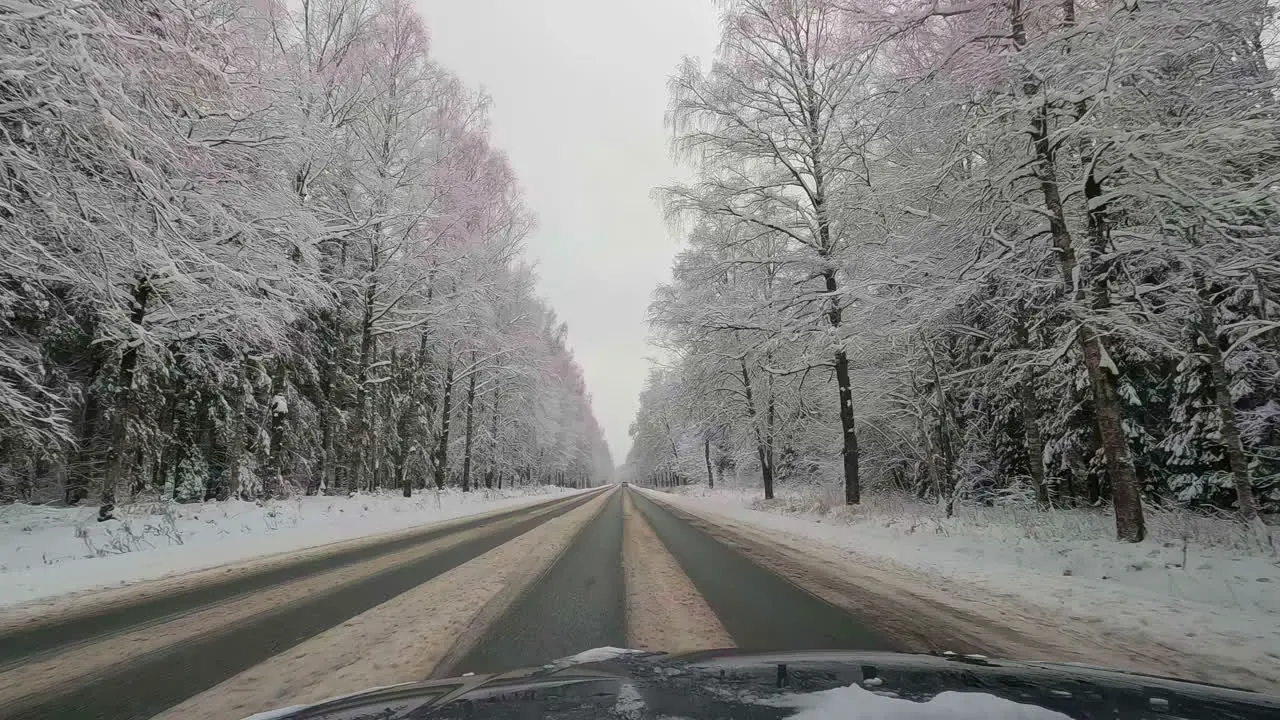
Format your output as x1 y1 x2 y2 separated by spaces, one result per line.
415 1 721 463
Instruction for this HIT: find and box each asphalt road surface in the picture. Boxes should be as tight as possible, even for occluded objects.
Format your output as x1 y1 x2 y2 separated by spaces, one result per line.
0 485 908 720
447 490 628 675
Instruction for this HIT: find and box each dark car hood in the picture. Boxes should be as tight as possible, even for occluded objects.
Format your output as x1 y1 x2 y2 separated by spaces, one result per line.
250 648 1279 720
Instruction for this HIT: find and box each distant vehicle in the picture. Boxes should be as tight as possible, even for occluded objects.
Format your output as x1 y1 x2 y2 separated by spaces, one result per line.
246 648 1278 719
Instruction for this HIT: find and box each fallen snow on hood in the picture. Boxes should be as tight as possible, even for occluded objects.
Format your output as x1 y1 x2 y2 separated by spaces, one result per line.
777 683 1071 719
551 646 647 667
238 705 308 720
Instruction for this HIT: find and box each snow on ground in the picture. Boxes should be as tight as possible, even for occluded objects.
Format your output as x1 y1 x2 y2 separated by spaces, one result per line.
0 486 578 608
652 484 1280 688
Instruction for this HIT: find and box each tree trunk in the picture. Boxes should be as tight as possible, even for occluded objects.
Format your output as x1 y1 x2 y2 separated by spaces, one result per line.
369 393 384 491
924 341 955 517
415 326 438 495
461 362 477 492
321 419 337 494
432 361 454 490
765 372 776 484
1078 137 1145 542
485 383 500 490
351 280 377 493
1020 386 1049 507
822 270 860 505
1010 0 1143 541
1194 273 1270 546
226 357 248 500
69 372 101 505
156 356 182 500
1080 414 1103 505
101 278 151 510
1014 308 1049 507
805 46 859 504
1079 334 1145 540
662 418 682 480
0 456 11 504
265 362 288 498
740 357 774 499
318 313 339 495
396 383 415 498
833 349 861 505
704 433 714 489
165 353 203 502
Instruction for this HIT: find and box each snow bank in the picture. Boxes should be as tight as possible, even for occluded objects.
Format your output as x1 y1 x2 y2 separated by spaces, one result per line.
0 486 578 608
651 485 1280 688
664 485 1279 617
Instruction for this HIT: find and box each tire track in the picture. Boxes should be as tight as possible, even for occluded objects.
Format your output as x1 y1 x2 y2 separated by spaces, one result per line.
621 490 732 652
629 488 900 652
444 489 627 675
154 490 616 720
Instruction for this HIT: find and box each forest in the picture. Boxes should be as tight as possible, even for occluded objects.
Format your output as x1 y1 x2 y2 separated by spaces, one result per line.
0 0 612 511
623 0 1280 543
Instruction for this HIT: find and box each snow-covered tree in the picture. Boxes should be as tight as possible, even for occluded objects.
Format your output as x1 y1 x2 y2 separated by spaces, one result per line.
0 0 611 508
630 0 1280 546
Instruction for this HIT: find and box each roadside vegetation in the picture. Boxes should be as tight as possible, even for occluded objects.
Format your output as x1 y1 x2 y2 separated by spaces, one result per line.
625 0 1280 547
0 0 612 512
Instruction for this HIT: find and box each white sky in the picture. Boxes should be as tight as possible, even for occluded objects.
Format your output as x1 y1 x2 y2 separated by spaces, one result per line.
415 1 721 462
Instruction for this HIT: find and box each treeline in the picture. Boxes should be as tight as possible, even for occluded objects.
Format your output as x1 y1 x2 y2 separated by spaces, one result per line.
624 0 1279 543
0 0 612 508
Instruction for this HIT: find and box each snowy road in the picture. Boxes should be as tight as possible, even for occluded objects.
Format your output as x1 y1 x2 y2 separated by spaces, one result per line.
0 490 605 720
441 488 904 679
0 485 1245 720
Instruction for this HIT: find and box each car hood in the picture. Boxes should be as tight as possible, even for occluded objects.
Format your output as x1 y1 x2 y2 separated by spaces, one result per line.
247 648 1279 720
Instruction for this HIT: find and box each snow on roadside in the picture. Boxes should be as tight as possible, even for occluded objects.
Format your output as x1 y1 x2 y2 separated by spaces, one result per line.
648 486 1280 689
0 486 579 608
